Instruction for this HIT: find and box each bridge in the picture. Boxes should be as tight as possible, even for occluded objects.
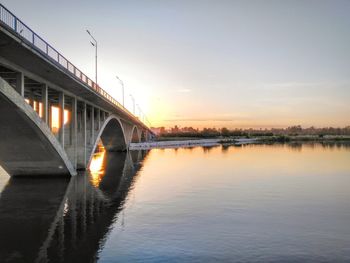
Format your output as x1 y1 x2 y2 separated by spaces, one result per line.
0 4 154 176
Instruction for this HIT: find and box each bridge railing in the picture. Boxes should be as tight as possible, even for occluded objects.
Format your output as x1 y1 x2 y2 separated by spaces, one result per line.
0 3 151 128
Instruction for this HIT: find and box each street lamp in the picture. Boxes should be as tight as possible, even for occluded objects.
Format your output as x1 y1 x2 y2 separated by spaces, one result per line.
116 76 124 107
129 94 135 115
86 29 97 84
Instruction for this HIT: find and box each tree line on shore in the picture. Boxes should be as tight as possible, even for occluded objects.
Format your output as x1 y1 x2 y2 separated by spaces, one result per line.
152 125 350 138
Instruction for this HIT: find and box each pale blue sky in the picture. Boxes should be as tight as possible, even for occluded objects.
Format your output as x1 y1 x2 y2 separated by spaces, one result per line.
2 0 350 128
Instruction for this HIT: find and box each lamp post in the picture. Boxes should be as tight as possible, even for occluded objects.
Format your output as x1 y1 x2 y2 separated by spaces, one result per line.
116 76 124 107
129 94 135 115
86 29 97 84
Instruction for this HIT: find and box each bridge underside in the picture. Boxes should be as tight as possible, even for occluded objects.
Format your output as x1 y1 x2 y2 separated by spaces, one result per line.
0 73 152 177
0 78 74 176
0 14 154 176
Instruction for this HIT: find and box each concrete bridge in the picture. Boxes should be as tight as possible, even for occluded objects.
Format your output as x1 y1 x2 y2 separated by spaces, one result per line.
0 4 154 176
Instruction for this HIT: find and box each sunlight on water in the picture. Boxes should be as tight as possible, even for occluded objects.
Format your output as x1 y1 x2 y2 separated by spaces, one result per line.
99 143 350 262
89 146 106 187
0 144 349 262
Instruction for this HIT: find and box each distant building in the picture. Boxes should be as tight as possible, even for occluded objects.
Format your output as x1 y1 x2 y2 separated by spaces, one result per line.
151 127 166 135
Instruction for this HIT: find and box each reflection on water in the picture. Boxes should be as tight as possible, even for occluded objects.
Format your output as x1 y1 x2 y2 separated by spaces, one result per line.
89 150 106 187
0 150 149 263
0 143 349 262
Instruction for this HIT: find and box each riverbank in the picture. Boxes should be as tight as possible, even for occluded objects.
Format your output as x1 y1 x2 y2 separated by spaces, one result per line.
255 135 350 143
130 138 257 149
130 135 350 150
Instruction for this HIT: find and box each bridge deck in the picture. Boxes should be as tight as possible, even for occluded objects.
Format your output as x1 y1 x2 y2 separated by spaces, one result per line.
0 3 149 130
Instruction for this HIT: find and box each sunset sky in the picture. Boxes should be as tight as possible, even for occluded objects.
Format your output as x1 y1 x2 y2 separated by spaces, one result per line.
3 0 350 128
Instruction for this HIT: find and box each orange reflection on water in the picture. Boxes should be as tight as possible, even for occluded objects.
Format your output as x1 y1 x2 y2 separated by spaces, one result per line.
89 146 106 187
130 143 350 203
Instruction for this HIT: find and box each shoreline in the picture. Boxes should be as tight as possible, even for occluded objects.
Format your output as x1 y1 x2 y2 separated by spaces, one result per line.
130 138 257 150
130 136 350 150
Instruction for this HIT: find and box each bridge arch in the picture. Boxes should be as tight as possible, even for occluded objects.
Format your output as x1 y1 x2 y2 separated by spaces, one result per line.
130 126 141 143
0 77 76 176
87 115 127 167
140 130 146 142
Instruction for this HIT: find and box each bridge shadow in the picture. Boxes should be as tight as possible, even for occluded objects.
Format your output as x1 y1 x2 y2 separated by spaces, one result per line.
0 149 149 263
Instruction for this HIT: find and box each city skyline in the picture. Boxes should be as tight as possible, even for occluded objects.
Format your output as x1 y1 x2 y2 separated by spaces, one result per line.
3 0 350 129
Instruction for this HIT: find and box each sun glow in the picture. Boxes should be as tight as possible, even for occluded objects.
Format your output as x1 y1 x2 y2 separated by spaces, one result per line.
25 99 44 118
51 106 70 133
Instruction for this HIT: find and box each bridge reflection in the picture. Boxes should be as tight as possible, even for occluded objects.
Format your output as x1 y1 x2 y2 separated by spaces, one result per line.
0 150 149 263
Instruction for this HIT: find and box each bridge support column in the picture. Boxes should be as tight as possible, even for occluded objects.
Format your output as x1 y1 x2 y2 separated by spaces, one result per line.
91 106 94 145
58 92 65 148
41 84 48 124
96 108 100 131
15 72 24 97
83 103 87 166
71 97 77 169
28 89 34 108
102 111 106 122
77 102 87 169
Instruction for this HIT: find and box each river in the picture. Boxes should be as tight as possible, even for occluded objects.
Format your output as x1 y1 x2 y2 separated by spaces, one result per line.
0 143 349 262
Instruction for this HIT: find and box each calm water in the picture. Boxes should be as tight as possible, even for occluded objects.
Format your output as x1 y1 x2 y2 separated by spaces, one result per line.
0 143 350 262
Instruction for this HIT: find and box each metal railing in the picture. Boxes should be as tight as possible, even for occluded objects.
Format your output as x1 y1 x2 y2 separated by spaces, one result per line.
0 3 151 128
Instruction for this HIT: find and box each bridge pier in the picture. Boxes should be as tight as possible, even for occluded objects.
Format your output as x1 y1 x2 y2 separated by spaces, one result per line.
15 71 24 96
77 101 87 170
90 106 94 145
71 97 77 169
58 92 64 147
96 108 100 131
42 84 48 124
